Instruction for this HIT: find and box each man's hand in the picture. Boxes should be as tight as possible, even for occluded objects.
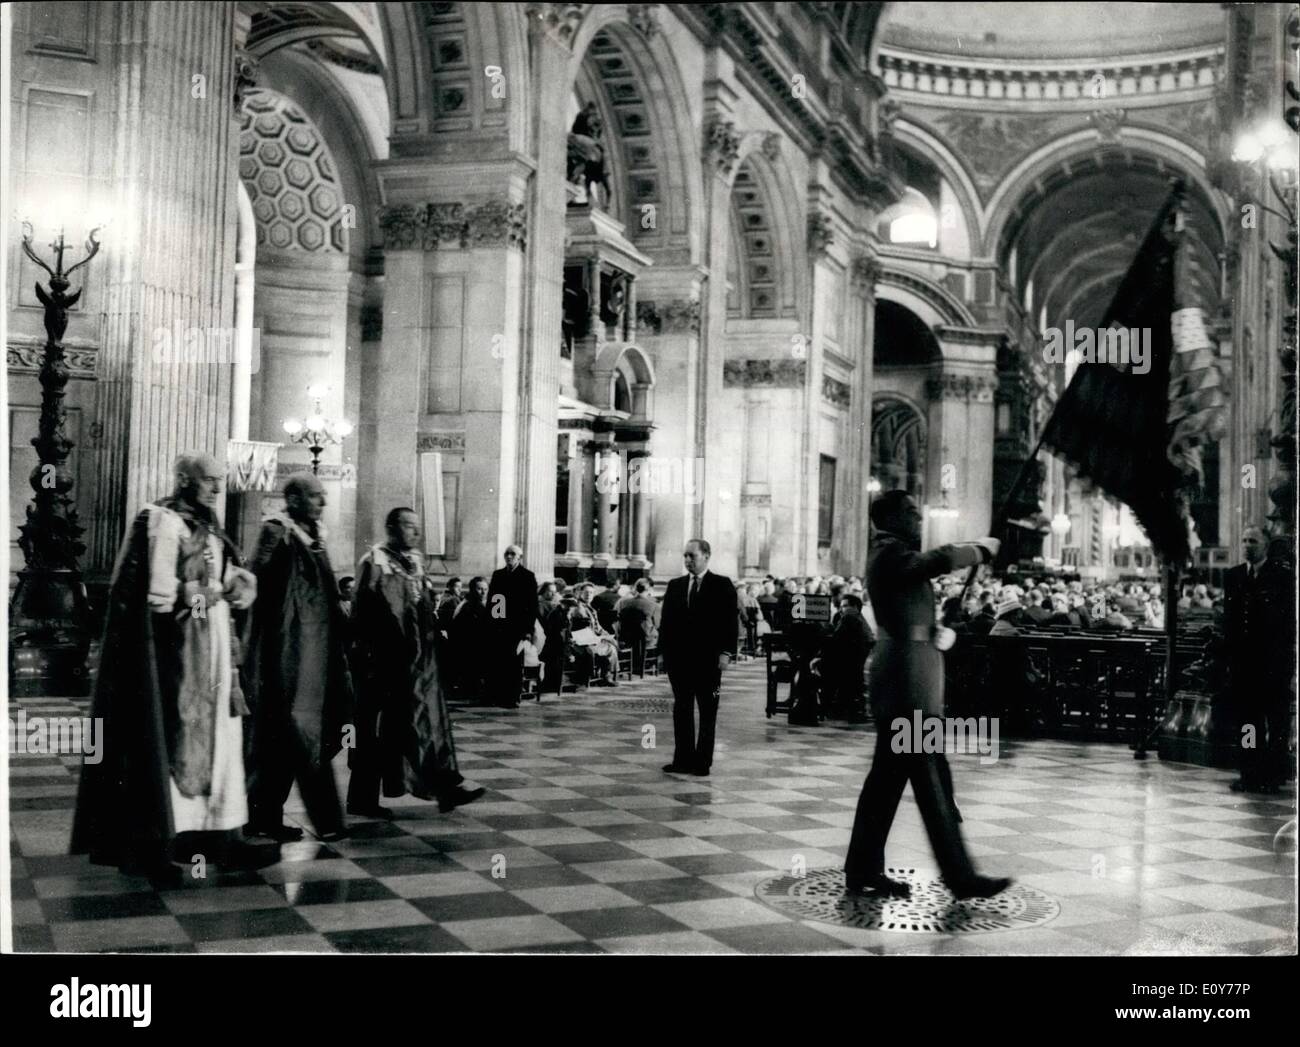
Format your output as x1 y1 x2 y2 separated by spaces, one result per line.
717 653 732 672
974 537 1001 562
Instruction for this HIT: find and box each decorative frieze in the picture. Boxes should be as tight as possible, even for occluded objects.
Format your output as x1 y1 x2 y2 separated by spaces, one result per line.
822 375 851 409
637 298 700 336
276 461 358 484
703 118 741 176
926 372 999 403
8 343 97 379
378 201 528 251
877 45 1221 106
724 359 807 388
418 430 467 453
740 493 773 507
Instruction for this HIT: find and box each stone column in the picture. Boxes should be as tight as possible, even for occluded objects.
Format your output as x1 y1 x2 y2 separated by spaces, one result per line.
92 1 240 561
573 438 597 555
846 252 880 576
803 205 835 575
629 449 652 563
594 445 617 561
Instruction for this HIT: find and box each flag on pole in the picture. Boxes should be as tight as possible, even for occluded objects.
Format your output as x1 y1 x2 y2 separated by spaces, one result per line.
1036 180 1226 566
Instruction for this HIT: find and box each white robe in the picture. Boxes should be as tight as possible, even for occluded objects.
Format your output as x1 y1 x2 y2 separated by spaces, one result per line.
146 506 248 833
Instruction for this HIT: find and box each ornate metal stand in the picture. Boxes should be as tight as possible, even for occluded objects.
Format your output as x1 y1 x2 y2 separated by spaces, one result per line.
9 224 100 697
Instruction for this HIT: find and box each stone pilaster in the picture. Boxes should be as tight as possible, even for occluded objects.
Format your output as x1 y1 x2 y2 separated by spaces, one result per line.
514 7 582 577
845 250 880 576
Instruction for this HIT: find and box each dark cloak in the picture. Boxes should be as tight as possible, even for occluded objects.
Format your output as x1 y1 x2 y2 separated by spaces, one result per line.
352 545 463 799
70 499 241 870
243 516 353 771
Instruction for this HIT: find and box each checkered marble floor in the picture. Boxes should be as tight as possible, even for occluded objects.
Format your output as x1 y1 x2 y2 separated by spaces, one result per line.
8 661 1297 954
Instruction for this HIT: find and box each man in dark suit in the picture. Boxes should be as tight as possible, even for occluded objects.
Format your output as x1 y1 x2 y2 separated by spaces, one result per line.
811 592 874 722
1225 526 1273 792
656 539 738 776
844 490 1011 900
487 545 539 708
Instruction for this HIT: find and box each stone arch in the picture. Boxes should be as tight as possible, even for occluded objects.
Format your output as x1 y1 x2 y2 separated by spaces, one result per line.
982 126 1230 259
871 393 929 501
253 48 384 264
726 153 798 320
727 136 810 321
566 11 702 261
890 118 983 257
592 342 656 416
875 267 975 330
375 1 528 154
240 89 350 255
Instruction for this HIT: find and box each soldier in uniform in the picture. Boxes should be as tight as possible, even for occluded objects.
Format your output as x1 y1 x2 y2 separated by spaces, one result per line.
843 490 1011 900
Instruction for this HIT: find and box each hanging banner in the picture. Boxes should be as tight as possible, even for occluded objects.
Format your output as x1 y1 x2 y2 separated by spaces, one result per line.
227 440 280 492
420 451 446 556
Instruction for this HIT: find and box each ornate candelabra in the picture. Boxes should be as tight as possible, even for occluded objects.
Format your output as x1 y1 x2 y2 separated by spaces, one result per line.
282 384 353 475
9 222 102 695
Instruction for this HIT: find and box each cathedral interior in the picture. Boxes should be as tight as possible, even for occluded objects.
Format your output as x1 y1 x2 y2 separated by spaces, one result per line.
4 2 1297 963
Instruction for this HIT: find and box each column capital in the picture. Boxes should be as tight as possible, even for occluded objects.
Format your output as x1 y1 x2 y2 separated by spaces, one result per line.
233 50 259 116
703 117 741 177
377 200 529 251
525 4 587 47
808 210 834 263
850 251 881 296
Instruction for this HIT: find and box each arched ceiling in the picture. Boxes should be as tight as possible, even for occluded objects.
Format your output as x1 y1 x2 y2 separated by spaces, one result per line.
1001 149 1223 332
874 299 943 366
878 2 1223 60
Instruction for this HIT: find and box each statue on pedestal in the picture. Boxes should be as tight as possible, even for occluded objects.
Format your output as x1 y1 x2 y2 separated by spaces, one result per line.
567 102 611 208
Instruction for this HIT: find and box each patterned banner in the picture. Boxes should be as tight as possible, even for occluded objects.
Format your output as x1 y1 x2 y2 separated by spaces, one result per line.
1167 306 1227 483
226 440 280 492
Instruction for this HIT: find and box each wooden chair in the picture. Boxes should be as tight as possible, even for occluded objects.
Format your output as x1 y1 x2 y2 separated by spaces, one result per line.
764 633 796 718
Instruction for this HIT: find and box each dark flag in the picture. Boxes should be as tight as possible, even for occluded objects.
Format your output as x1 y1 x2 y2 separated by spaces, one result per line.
1037 180 1225 565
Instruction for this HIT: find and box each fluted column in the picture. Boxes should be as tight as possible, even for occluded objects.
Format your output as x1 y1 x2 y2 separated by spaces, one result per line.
594 446 617 560
573 439 597 555
93 1 239 558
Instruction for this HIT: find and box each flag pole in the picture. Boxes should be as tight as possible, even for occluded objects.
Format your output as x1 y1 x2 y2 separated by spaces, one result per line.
1134 559 1179 758
958 432 1049 602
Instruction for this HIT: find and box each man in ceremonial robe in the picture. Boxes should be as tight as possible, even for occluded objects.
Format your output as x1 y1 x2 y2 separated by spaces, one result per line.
243 474 351 841
843 491 1010 900
347 507 484 815
71 453 258 876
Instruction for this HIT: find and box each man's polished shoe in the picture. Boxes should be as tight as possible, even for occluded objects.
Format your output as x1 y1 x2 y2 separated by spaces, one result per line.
317 828 350 843
438 786 486 813
244 822 304 843
346 804 395 820
845 874 911 898
949 875 1013 900
662 763 691 774
692 767 710 777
